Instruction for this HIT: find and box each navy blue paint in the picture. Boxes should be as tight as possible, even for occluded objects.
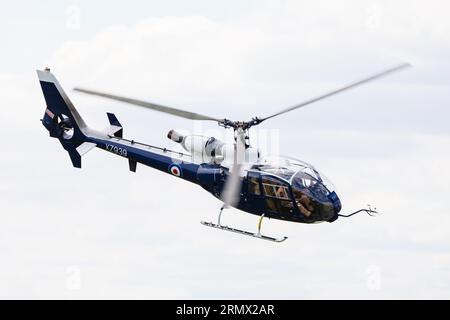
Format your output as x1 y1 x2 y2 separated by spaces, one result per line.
40 81 85 143
89 137 201 184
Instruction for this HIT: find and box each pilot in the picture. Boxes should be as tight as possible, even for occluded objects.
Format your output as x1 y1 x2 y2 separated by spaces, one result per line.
294 190 314 217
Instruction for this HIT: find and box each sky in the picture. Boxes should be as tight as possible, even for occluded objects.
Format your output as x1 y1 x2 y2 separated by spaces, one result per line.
0 0 450 299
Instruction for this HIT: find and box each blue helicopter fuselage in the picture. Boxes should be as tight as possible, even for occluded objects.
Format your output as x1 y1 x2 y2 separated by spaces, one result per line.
38 68 341 224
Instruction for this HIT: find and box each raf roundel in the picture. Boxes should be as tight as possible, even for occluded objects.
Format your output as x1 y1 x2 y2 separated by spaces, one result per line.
169 164 182 177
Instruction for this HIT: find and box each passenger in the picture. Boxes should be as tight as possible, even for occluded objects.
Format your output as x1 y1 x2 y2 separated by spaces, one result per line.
275 186 288 199
273 186 291 211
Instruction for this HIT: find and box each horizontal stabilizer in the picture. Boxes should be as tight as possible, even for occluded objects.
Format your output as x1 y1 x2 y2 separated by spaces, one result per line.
76 142 97 156
104 125 123 137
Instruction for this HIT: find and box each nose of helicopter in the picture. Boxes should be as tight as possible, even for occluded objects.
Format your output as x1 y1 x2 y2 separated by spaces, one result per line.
327 190 342 222
314 173 342 219
328 191 341 212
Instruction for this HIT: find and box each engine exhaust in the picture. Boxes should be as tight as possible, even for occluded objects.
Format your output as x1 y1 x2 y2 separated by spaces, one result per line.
167 129 184 143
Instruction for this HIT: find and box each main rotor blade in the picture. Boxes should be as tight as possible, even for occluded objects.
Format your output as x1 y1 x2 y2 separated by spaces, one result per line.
73 87 223 122
222 129 247 207
259 63 411 122
222 164 243 207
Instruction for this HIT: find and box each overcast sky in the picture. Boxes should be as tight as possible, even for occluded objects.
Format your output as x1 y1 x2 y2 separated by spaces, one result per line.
1 0 449 299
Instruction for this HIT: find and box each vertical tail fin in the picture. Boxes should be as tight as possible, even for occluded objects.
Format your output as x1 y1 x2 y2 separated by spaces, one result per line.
106 112 123 138
37 68 89 168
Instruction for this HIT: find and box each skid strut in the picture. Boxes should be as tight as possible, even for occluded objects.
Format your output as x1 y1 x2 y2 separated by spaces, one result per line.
201 206 288 243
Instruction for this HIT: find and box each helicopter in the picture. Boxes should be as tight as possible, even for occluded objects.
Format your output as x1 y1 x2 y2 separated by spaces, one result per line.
37 63 409 242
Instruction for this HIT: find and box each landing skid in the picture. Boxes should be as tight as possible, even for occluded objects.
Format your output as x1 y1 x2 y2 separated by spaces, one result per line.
201 207 288 243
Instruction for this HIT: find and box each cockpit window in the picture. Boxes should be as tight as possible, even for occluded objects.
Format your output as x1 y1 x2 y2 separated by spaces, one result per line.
257 167 296 181
251 155 322 182
249 156 337 221
261 176 293 215
291 172 335 221
262 179 290 200
293 172 316 188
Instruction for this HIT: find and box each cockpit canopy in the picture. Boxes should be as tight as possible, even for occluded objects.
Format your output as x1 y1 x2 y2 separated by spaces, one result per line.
249 156 340 222
252 156 335 191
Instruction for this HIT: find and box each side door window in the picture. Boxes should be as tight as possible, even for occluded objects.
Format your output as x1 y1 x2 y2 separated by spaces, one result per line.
261 176 294 215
